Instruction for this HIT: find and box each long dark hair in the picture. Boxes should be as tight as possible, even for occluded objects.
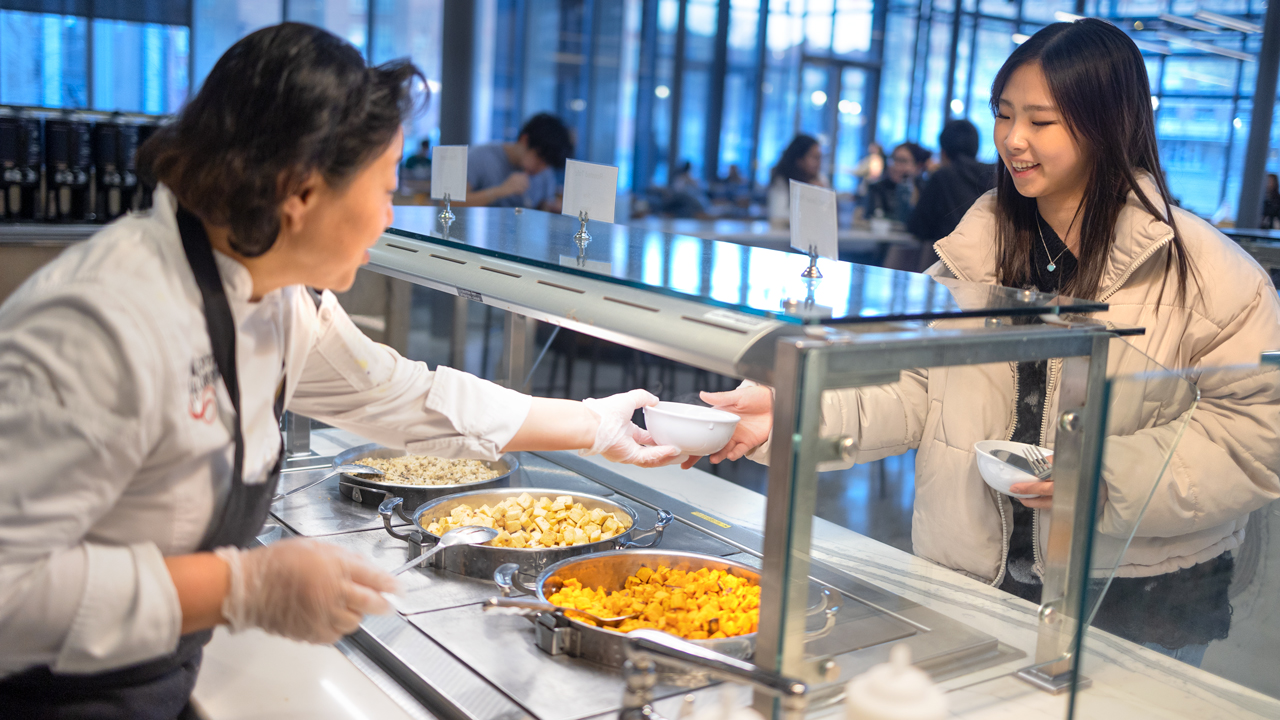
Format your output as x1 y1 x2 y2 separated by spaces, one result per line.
771 135 820 184
138 23 424 256
990 19 1193 303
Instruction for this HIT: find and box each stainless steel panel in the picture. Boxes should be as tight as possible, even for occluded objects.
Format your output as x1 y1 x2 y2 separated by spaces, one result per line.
410 605 707 720
271 465 409 537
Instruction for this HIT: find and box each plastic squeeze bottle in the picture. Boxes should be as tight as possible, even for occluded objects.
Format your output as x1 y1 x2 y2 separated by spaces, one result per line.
845 644 948 720
693 684 766 720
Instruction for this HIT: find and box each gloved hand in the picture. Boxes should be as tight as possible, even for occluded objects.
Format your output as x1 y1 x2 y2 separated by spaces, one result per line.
580 389 683 468
215 539 397 644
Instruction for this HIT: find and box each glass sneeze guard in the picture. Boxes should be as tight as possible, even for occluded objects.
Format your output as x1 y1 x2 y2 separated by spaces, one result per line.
387 206 1108 325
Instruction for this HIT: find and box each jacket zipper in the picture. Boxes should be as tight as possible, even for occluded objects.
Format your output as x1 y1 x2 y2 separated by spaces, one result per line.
1098 233 1174 302
934 244 968 282
990 362 1019 587
1029 358 1060 580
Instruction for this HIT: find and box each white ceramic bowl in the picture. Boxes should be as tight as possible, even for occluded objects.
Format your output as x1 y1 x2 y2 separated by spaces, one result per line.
974 440 1053 499
643 402 741 456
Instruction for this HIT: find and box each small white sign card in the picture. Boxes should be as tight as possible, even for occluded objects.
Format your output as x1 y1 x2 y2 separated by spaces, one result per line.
789 179 838 261
430 145 468 202
562 159 619 223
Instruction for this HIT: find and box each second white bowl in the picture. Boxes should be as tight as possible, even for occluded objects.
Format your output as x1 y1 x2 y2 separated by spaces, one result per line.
643 402 741 456
974 440 1053 499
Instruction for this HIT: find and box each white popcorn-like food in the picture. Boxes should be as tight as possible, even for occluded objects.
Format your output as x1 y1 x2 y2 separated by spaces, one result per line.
358 455 502 487
422 493 631 548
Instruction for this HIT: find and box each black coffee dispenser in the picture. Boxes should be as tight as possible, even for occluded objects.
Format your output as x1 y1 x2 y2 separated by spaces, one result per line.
45 114 93 222
93 116 138 221
0 111 43 221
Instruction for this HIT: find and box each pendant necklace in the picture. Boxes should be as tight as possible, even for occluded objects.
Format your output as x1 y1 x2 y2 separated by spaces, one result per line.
1037 218 1069 272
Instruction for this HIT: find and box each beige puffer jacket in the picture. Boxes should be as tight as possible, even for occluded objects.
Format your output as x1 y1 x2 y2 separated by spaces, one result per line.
812 174 1280 584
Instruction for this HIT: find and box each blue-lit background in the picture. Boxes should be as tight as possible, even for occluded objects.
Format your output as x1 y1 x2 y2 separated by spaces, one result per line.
1 0 1275 221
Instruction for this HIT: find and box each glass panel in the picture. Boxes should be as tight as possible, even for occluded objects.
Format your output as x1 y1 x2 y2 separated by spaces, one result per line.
1022 0 1077 23
804 0 834 55
966 21 1014 164
797 63 833 149
919 17 952 150
979 0 1018 19
832 0 873 57
286 0 369 56
833 67 867 194
371 0 443 149
1075 362 1280 716
384 206 1108 323
192 0 282 90
1162 56 1239 96
718 0 761 185
92 20 190 114
756 6 802 186
0 10 88 108
1157 97 1232 218
677 0 718 181
876 5 916 148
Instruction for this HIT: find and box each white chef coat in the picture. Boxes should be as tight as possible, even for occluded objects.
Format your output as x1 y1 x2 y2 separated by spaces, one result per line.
0 185 532 677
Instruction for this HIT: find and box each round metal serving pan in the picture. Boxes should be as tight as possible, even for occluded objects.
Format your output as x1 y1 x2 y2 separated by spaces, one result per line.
380 488 672 580
532 550 760 666
333 443 517 511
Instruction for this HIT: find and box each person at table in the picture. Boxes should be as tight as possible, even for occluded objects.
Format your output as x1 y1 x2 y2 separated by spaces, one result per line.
766 135 827 227
862 142 929 225
1262 173 1280 230
692 19 1280 666
909 119 995 245
461 113 573 211
0 24 678 719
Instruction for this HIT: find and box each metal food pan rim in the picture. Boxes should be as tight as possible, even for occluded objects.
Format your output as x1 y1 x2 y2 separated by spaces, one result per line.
409 487 639 552
533 549 761 641
333 443 518 491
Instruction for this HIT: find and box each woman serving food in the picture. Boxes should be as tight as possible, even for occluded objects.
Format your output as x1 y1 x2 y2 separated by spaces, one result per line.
0 23 677 718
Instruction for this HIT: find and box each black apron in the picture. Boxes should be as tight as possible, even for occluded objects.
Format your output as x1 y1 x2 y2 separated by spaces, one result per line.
0 207 285 720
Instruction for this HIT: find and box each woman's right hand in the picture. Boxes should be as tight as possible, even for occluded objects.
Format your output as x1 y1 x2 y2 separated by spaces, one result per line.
215 539 396 644
681 385 775 469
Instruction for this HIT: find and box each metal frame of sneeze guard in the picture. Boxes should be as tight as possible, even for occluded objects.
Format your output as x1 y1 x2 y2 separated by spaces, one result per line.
358 207 1120 716
754 324 1110 713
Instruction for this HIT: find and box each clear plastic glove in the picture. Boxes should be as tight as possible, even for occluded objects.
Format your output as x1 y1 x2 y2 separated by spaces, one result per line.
215 539 397 644
580 389 683 468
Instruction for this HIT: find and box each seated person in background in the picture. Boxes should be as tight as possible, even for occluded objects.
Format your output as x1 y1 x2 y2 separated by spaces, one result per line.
852 142 885 200
1263 173 1280 230
863 142 928 224
908 119 995 250
463 113 573 211
664 160 709 218
404 139 432 175
767 135 827 227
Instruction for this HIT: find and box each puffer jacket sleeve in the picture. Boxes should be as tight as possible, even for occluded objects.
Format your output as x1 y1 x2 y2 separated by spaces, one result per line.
1098 282 1280 539
747 369 930 469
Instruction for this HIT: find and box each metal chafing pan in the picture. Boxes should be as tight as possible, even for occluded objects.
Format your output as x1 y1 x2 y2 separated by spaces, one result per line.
379 488 673 580
332 443 517 511
486 550 838 668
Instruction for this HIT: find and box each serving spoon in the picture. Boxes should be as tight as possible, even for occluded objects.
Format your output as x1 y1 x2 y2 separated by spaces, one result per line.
390 525 500 576
483 596 638 626
270 463 384 503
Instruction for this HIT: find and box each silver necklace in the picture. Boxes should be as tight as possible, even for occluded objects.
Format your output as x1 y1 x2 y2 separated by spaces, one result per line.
1037 219 1069 272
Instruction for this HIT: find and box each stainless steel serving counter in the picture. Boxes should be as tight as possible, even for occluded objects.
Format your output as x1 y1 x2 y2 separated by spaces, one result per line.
258 430 1015 720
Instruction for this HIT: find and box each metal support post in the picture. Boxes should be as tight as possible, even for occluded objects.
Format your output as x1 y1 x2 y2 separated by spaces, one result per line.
385 277 412 356
451 295 470 371
503 312 538 392
753 336 831 715
1017 334 1109 693
1235 0 1280 229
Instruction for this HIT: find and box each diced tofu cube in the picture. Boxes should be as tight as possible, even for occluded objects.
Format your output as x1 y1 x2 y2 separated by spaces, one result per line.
532 507 548 518
588 508 607 524
556 496 573 506
582 522 601 538
602 517 620 533
425 522 442 536
493 530 511 546
529 530 542 544
505 520 522 534
505 506 522 521
588 528 602 543
568 506 586 524
535 498 552 510
534 516 551 533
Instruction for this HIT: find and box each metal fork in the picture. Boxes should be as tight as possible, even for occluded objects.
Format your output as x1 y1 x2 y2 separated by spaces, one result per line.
1021 446 1053 480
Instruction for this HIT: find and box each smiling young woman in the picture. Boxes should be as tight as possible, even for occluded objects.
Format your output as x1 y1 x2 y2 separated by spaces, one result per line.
694 18 1280 668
